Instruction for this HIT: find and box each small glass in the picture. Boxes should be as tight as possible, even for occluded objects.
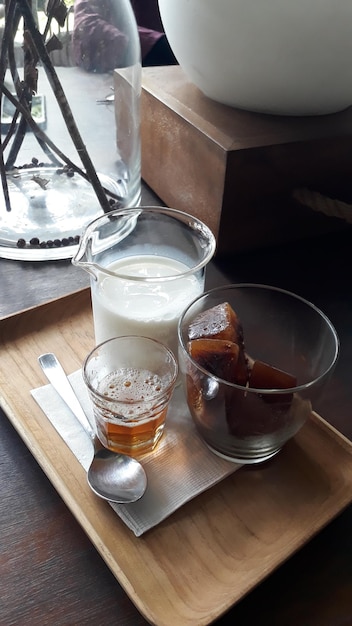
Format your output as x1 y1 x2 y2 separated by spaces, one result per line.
83 335 178 457
178 284 339 464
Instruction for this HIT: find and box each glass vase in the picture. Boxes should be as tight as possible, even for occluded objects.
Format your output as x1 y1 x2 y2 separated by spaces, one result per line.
0 0 141 260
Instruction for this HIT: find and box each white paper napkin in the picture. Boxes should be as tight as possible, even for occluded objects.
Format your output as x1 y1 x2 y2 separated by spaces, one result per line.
31 371 241 537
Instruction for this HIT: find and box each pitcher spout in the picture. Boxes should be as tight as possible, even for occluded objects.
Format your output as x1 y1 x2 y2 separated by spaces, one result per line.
71 224 99 280
71 209 141 280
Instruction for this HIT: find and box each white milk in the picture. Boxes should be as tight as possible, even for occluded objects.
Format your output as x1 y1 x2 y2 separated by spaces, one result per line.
91 255 203 356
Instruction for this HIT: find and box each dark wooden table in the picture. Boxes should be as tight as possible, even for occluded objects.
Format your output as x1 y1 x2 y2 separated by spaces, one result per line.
1 70 352 626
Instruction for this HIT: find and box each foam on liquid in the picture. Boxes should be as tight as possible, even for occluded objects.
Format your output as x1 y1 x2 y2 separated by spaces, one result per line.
99 367 164 419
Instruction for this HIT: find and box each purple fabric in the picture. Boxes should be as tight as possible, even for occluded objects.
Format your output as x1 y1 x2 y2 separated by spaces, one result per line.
72 0 165 72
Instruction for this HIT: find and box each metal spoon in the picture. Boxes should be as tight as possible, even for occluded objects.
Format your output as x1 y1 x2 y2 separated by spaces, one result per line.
38 353 147 504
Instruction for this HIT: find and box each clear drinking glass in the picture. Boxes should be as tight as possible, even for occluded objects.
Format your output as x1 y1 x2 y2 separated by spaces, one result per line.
178 284 339 464
83 335 178 456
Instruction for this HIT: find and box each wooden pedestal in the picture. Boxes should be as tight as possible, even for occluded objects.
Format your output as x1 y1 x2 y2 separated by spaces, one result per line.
141 66 352 255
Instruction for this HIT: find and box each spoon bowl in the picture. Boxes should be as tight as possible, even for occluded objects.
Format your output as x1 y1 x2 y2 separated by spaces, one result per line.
38 353 147 503
88 447 146 502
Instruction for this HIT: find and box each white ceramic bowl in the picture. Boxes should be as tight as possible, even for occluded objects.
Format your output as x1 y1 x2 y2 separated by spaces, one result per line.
158 0 352 115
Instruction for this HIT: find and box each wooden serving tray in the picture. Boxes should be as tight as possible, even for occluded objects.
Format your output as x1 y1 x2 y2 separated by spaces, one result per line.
1 289 352 626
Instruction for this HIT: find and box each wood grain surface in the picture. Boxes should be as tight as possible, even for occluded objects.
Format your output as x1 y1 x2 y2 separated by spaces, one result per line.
1 212 352 625
141 66 352 255
1 289 352 626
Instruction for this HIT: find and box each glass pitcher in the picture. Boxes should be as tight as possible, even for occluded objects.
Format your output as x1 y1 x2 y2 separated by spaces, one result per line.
72 206 216 357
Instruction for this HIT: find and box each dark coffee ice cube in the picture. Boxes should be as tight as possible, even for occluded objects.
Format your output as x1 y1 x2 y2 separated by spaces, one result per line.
187 338 239 383
249 359 297 404
187 302 250 385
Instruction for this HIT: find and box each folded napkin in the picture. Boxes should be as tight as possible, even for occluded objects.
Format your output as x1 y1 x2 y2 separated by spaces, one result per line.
31 371 241 537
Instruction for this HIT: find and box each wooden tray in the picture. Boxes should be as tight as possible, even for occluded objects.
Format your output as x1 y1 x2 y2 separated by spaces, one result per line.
1 289 352 626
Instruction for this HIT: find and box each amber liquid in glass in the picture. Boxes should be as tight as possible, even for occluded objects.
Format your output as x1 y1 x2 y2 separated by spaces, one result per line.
94 367 169 456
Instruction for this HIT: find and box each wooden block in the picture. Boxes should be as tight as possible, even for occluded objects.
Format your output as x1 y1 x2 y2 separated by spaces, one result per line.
141 66 352 255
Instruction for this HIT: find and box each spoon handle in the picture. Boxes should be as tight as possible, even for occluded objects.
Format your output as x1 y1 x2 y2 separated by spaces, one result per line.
38 353 97 445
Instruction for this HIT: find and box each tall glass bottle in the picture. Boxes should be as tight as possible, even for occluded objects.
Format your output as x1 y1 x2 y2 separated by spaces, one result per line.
0 0 141 260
